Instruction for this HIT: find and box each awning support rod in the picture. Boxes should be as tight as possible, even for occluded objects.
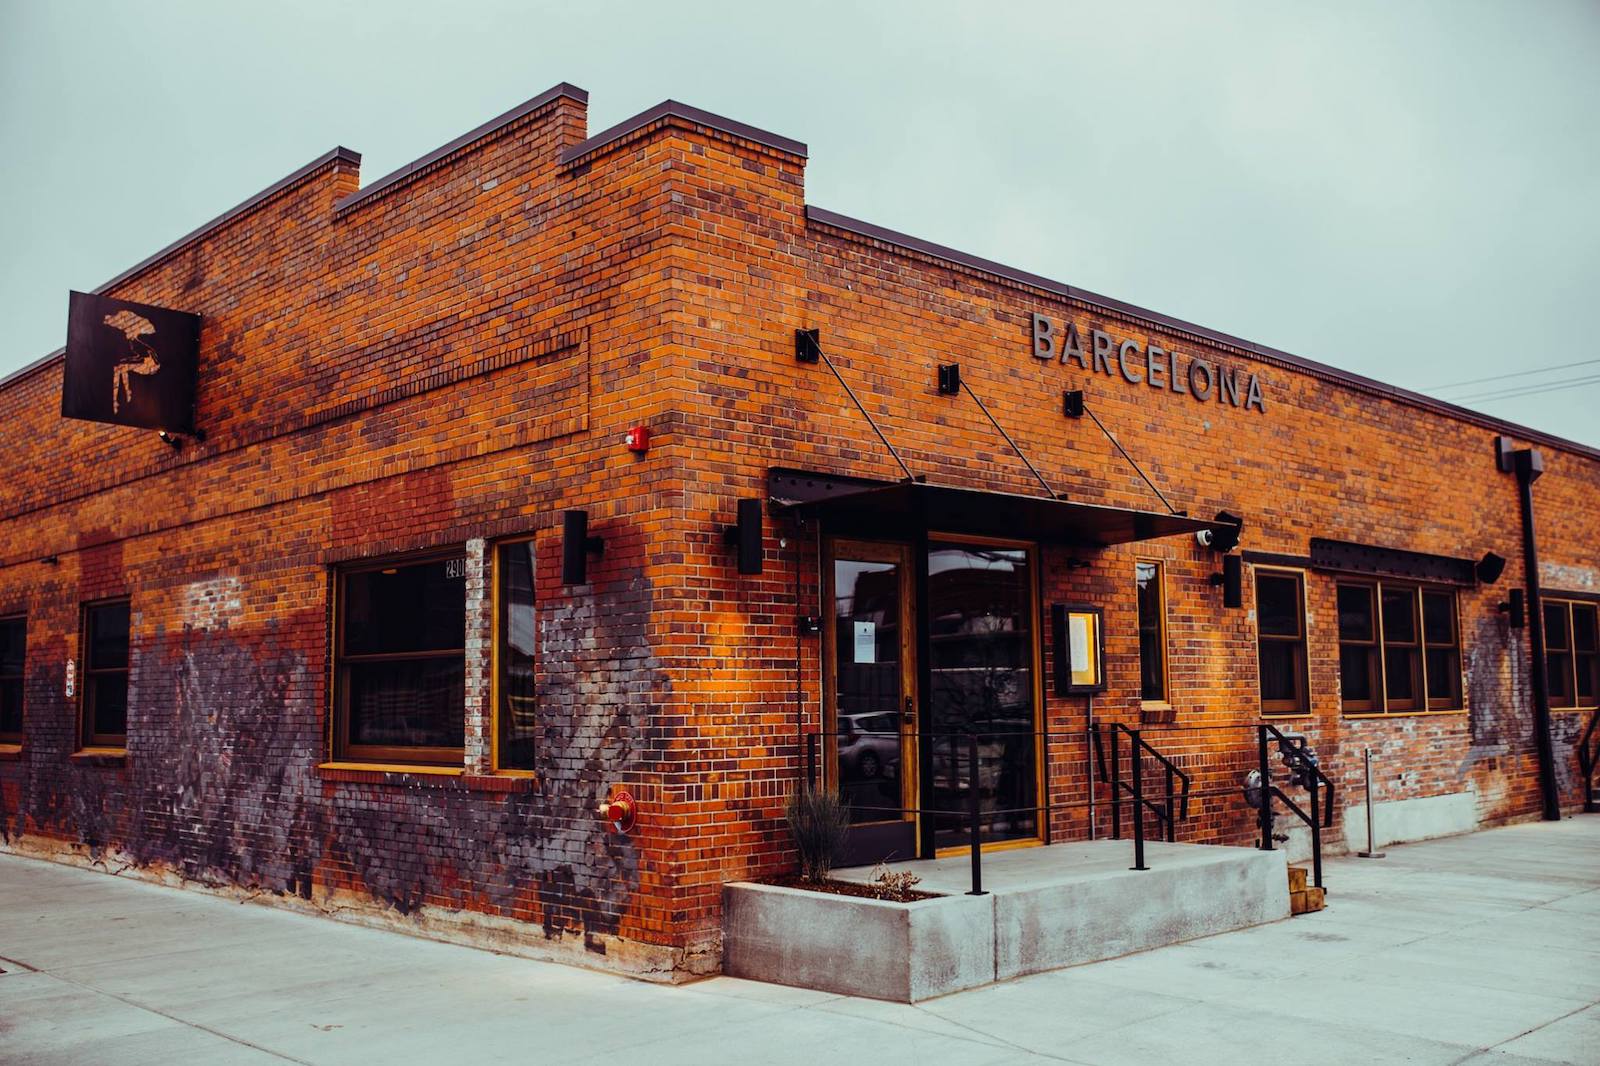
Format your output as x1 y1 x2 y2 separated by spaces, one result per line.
959 379 1058 500
1081 402 1179 515
807 334 916 482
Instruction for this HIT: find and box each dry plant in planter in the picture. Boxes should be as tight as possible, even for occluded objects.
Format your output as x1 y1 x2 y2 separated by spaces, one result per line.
785 786 850 882
869 861 924 902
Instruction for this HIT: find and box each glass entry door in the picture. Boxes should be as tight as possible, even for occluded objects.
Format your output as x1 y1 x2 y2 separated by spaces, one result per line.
828 539 917 864
926 540 1041 852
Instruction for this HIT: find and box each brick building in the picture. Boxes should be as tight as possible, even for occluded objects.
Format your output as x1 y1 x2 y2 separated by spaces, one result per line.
1 83 1596 980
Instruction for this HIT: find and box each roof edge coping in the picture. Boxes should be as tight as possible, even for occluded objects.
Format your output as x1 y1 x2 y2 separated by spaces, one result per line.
558 99 807 167
335 82 588 213
806 206 1600 464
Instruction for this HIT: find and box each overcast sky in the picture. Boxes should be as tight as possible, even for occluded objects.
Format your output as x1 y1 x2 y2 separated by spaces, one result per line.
3 1 1597 445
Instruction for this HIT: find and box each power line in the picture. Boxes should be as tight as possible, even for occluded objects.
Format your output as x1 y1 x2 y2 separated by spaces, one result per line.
1453 374 1600 404
1425 357 1600 392
1450 373 1600 406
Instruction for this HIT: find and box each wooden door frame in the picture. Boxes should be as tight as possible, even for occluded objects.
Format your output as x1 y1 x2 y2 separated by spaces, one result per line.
822 536 919 842
924 533 1047 858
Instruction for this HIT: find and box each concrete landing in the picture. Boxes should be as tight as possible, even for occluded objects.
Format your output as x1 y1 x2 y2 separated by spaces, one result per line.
725 839 1289 1001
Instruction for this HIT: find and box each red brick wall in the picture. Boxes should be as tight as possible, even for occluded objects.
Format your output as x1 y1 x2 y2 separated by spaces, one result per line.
1 90 1595 978
651 117 1600 949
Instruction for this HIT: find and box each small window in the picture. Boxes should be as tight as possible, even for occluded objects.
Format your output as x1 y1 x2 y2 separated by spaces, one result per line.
0 615 25 744
335 553 466 764
1337 584 1379 713
1422 590 1461 709
1545 603 1571 707
81 600 130 749
1338 580 1461 715
1255 571 1308 715
1575 604 1599 707
1381 586 1422 711
1546 600 1599 710
494 539 537 771
1135 561 1166 702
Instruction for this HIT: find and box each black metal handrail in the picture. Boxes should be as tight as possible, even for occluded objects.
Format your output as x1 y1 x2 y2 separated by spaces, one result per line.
1255 723 1336 890
800 726 1062 889
1092 723 1192 870
1579 708 1600 814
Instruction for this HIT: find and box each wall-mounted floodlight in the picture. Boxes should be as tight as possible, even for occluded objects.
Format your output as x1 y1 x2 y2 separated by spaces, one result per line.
1476 551 1507 584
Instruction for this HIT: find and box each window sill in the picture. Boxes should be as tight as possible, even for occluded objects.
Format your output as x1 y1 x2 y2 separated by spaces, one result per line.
1551 706 1599 714
1139 701 1175 725
1343 709 1467 720
316 763 537 792
70 749 127 766
0 743 22 761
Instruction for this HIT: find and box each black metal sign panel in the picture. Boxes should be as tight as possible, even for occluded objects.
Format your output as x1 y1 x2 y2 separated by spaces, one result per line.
62 291 200 433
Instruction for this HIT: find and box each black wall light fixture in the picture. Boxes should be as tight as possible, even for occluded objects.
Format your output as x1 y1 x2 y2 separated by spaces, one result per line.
1476 551 1507 584
1209 553 1243 609
724 497 764 575
1499 587 1526 629
562 509 604 584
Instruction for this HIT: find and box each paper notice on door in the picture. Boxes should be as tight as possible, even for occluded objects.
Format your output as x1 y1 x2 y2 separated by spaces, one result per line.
853 620 876 664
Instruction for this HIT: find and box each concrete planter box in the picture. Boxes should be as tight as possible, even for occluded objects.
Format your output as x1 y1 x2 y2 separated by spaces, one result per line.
722 881 994 1002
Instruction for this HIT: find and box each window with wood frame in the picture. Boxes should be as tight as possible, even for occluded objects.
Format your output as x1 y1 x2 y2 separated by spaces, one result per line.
494 538 537 771
1336 580 1461 714
1135 561 1167 703
0 615 25 744
334 551 466 764
1255 570 1308 715
80 600 130 749
1545 599 1599 710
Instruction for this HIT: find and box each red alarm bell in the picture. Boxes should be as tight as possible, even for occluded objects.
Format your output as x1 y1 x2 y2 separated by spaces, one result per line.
624 425 650 453
598 789 636 833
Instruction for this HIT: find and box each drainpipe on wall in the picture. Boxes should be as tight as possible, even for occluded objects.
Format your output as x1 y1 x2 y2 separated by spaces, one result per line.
1504 440 1561 821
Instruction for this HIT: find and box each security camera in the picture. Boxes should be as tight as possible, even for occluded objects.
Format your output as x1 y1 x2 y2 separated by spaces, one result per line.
1196 529 1214 549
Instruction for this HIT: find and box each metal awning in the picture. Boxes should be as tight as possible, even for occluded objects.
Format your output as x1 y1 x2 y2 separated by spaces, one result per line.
769 468 1227 548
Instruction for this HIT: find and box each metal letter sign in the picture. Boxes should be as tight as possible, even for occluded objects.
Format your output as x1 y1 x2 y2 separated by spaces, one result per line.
1029 312 1266 414
62 291 201 433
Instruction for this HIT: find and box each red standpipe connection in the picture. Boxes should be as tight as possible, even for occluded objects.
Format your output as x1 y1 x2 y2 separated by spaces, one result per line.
597 790 636 833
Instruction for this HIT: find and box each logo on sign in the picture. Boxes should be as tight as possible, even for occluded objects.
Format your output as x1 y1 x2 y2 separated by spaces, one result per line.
62 291 201 433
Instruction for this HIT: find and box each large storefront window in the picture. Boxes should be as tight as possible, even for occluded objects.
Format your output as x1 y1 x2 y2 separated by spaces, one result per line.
0 615 25 744
336 553 466 764
80 599 130 749
1135 561 1166 703
1337 580 1461 714
495 539 538 771
1546 599 1599 709
1255 570 1308 715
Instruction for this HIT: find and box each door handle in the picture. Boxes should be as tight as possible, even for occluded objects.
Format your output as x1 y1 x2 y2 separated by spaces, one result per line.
902 695 915 725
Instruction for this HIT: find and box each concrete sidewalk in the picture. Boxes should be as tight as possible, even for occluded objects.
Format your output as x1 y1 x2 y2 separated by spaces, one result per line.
2 817 1597 1065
